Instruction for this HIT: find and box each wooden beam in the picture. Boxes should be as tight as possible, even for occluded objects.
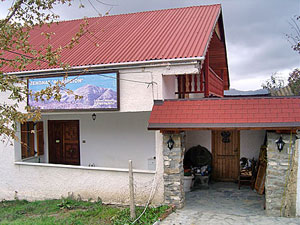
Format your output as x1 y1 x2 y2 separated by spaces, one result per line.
188 74 192 92
194 74 198 92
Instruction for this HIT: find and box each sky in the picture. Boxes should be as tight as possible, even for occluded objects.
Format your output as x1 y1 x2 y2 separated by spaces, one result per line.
1 0 299 91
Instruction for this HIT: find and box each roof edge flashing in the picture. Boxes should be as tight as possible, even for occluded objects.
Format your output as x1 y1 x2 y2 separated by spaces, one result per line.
154 100 164 105
6 57 205 77
148 122 300 130
163 96 300 101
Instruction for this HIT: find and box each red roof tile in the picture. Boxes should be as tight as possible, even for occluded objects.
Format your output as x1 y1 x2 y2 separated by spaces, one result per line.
148 97 300 129
2 5 221 73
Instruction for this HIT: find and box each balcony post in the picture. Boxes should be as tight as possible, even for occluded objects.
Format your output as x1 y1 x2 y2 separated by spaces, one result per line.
204 51 209 97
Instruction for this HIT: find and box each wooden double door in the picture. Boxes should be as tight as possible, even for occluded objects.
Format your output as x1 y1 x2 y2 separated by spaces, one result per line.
48 120 80 165
212 130 240 181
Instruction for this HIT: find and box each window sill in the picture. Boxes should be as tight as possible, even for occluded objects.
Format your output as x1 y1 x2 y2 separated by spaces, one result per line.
22 155 43 161
14 162 155 174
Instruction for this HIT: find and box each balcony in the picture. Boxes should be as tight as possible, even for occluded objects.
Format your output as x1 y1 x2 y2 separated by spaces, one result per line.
175 66 224 99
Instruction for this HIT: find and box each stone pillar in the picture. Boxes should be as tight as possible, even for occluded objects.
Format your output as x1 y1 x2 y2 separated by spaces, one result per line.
163 133 185 208
265 132 296 216
283 139 299 217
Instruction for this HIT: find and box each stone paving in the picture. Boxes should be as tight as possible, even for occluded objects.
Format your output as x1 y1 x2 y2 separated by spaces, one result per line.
161 182 300 225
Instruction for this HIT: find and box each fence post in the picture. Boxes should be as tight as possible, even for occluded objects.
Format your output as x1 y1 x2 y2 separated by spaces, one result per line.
129 160 136 219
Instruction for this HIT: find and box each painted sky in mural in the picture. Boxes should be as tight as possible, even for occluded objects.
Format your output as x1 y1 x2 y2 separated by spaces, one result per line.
28 73 118 110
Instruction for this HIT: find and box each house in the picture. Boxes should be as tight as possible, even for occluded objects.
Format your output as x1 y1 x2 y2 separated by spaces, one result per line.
1 4 300 217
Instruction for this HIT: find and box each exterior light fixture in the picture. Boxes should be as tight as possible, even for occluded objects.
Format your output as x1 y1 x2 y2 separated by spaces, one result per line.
92 113 96 121
276 136 285 152
167 136 175 150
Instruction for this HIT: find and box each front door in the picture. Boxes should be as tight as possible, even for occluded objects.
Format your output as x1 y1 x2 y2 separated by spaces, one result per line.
212 130 240 181
48 120 80 165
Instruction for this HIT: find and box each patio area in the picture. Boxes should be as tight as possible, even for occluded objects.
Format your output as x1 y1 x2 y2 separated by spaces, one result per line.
161 182 300 225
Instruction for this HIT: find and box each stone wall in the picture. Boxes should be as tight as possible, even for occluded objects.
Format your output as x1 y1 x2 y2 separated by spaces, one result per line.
163 133 185 208
283 139 299 217
265 132 296 216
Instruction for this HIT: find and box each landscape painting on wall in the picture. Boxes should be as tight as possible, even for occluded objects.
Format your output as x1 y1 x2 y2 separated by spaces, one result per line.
28 72 119 110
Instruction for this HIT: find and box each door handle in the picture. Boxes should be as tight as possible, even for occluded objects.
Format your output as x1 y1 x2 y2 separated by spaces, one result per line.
234 148 238 153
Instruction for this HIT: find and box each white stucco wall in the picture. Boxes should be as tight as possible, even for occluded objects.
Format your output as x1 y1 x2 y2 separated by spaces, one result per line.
162 75 176 99
240 130 266 160
0 62 202 204
78 111 155 169
296 139 300 217
117 63 199 111
15 112 155 170
186 130 211 152
1 110 164 204
0 142 164 204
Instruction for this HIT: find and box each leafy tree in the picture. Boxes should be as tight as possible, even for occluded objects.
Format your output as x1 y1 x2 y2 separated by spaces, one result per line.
288 68 300 95
287 16 300 95
262 15 300 95
286 16 300 54
0 0 88 142
261 72 285 94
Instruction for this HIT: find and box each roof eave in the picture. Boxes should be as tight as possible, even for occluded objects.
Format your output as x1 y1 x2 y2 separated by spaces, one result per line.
6 56 205 77
148 122 300 130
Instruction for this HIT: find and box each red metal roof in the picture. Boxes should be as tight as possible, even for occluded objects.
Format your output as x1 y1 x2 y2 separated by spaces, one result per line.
148 97 300 130
2 4 221 73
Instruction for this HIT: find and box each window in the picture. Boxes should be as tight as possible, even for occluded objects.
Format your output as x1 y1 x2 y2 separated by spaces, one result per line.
21 121 44 159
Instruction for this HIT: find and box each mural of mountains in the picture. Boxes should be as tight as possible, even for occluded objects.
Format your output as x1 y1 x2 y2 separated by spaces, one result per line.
29 84 117 109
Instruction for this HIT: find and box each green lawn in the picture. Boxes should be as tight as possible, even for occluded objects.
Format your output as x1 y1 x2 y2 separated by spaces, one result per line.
0 198 170 225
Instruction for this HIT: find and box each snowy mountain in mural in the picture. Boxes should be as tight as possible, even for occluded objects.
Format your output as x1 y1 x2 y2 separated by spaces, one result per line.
29 84 117 109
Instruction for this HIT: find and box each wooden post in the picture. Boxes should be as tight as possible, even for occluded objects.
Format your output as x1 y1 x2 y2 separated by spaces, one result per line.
204 51 209 97
129 160 136 219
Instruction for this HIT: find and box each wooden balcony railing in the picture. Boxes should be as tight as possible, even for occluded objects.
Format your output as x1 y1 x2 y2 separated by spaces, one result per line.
208 67 224 97
175 74 205 98
175 67 224 98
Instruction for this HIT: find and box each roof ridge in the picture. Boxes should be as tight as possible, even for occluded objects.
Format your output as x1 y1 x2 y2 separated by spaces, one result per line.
51 4 221 24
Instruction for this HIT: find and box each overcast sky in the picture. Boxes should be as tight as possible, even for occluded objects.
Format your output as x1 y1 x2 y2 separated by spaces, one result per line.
1 0 299 91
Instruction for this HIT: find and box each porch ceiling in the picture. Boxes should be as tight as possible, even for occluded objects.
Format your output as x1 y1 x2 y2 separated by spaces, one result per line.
148 97 300 130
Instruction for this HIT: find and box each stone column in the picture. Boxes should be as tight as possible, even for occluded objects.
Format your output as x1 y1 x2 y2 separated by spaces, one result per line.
283 139 299 217
163 133 185 208
265 132 296 216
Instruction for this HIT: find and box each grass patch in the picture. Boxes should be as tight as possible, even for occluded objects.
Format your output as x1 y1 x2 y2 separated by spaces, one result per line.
0 198 170 225
112 205 170 225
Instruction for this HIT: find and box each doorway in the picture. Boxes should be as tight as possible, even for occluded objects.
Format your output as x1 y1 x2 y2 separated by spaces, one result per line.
212 130 240 181
48 120 80 165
